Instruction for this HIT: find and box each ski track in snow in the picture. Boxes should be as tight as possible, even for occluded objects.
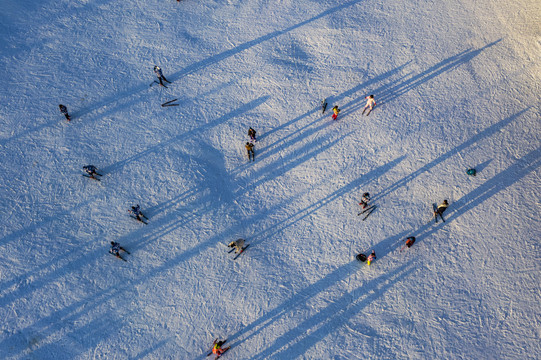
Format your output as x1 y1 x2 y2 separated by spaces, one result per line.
0 0 539 359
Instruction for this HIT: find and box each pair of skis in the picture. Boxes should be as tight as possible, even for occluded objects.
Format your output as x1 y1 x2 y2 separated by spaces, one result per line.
229 244 250 260
357 205 376 221
161 98 179 107
150 79 172 88
130 214 148 225
109 249 130 262
83 172 103 181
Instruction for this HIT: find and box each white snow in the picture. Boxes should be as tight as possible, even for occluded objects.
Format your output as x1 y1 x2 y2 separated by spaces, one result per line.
0 0 539 359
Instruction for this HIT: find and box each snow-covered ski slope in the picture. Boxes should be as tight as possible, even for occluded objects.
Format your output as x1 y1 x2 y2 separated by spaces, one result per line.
0 0 539 359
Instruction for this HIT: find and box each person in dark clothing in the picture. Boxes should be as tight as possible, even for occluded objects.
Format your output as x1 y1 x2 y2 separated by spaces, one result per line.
435 200 449 216
248 127 257 143
110 241 130 260
245 142 255 161
405 237 416 248
59 104 71 121
154 66 171 87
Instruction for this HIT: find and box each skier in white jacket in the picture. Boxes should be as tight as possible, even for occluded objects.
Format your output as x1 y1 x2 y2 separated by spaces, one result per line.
362 95 376 115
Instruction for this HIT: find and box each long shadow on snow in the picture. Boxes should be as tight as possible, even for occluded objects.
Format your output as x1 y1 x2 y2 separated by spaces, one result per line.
375 40 502 108
412 145 541 243
218 263 411 360
334 40 501 118
258 61 411 143
100 96 269 174
248 156 406 245
167 0 365 83
0 218 241 358
0 200 93 296
0 245 128 359
253 263 413 360
374 108 529 201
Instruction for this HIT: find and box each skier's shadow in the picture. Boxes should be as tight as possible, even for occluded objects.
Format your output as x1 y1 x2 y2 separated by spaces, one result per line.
245 155 406 246
375 108 529 200
375 39 502 108
413 145 541 242
167 0 364 83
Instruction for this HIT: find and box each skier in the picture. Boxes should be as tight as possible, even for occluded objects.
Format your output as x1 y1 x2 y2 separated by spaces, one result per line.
228 239 245 254
361 95 376 115
331 105 340 120
366 250 376 265
405 237 416 248
59 104 71 121
359 192 370 209
109 241 129 260
153 66 171 87
434 200 449 220
83 165 101 179
245 142 255 161
129 204 147 222
248 127 257 143
211 339 230 359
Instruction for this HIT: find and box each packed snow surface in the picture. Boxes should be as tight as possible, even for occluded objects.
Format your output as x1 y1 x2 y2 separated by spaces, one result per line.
0 0 539 359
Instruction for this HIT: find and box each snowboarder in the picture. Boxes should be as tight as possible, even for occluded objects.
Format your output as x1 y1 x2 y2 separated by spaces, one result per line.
154 66 171 87
211 339 230 359
434 200 449 220
129 204 147 222
83 165 101 179
367 250 376 265
109 241 129 260
228 239 245 254
245 142 255 161
248 127 257 143
59 104 71 121
361 95 376 115
359 192 370 209
331 105 340 120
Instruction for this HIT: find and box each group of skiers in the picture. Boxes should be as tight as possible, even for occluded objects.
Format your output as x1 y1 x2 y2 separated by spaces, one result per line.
329 94 376 121
68 62 452 358
355 192 450 264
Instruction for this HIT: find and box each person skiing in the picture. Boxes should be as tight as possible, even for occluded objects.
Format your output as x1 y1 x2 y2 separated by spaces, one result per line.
228 239 245 254
359 192 370 209
129 204 147 222
245 142 255 161
59 104 71 121
434 200 449 220
153 66 171 87
361 95 376 115
405 237 416 248
83 165 101 179
248 127 257 143
211 339 230 359
331 105 340 120
367 250 376 265
109 241 129 260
